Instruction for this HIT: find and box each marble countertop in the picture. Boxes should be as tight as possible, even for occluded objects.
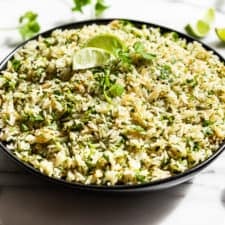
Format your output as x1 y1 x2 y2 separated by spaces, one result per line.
0 0 225 225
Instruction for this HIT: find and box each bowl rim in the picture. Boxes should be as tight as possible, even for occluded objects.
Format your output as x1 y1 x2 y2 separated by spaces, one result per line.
1 18 225 191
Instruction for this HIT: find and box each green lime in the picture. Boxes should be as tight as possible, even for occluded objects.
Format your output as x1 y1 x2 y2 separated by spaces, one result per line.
185 8 215 39
185 20 210 38
215 28 225 42
203 8 215 24
86 34 124 55
73 47 114 70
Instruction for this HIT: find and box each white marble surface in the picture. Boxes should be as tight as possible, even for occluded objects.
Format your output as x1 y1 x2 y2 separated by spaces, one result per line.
0 0 225 225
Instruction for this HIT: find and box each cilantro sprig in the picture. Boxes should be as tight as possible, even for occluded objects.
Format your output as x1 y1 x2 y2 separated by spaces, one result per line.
19 11 41 40
94 69 124 102
0 11 40 41
1 1 109 42
71 0 109 16
95 0 109 16
133 41 156 61
72 0 91 12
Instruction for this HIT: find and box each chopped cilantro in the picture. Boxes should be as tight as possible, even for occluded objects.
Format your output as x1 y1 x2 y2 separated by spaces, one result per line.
204 127 214 136
193 142 200 151
71 122 83 131
202 119 213 127
164 32 179 41
108 83 124 97
131 125 145 133
159 64 172 79
21 123 29 132
171 32 179 41
11 59 21 72
22 113 44 123
117 50 132 70
161 115 175 125
94 69 124 101
186 78 198 87
119 20 134 27
133 41 156 61
136 172 146 183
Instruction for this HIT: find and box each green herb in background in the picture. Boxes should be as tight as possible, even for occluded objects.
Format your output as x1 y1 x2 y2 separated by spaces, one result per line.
72 0 91 12
95 0 109 16
72 0 109 16
19 11 40 40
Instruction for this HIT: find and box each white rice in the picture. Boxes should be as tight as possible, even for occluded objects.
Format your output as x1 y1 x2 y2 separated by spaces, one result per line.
0 20 225 185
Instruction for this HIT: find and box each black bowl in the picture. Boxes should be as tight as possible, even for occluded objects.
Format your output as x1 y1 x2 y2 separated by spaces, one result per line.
0 19 225 192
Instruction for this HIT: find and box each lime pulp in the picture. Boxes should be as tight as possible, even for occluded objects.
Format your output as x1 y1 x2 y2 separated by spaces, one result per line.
73 47 114 70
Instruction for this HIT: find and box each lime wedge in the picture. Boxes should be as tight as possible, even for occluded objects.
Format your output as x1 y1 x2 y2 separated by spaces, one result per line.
86 34 124 55
185 20 210 38
203 8 215 24
185 8 215 38
73 47 114 70
215 28 225 42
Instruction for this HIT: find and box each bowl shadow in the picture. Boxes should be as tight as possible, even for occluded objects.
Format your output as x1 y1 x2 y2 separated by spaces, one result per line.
2 37 21 49
221 188 225 208
0 181 191 225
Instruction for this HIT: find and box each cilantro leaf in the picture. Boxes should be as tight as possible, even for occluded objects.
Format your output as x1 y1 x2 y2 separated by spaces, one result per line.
117 49 132 70
11 59 21 72
202 120 213 127
133 41 145 52
159 64 172 80
72 0 91 12
21 123 29 132
133 41 156 60
94 69 124 102
19 11 40 40
108 83 124 97
95 0 109 16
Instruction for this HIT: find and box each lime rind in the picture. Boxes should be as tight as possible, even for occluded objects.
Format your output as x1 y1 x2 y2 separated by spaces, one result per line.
185 21 210 38
215 28 225 42
86 34 124 55
73 47 114 70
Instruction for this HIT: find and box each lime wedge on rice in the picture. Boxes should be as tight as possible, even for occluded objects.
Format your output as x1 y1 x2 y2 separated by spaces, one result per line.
215 28 225 42
86 34 124 55
185 8 215 38
73 47 114 70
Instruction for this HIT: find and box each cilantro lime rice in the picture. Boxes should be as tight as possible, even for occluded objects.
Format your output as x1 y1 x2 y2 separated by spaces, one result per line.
0 20 225 185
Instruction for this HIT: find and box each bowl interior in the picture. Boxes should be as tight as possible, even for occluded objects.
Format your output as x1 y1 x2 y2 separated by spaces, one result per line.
0 18 225 191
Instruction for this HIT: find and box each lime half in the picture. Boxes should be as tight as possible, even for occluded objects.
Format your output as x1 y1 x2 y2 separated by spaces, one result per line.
86 34 124 55
215 28 225 42
73 47 114 70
